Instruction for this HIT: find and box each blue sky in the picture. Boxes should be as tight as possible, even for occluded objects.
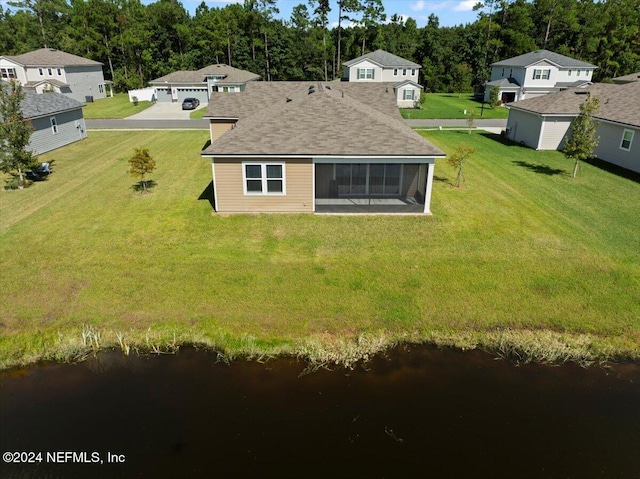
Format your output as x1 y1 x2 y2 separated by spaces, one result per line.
193 0 480 28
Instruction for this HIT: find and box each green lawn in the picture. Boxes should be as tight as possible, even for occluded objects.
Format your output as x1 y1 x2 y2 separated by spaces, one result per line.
1 130 639 369
82 93 153 119
401 93 509 120
190 107 206 120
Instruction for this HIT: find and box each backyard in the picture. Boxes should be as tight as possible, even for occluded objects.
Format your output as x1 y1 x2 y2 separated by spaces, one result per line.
401 93 509 120
1 130 639 369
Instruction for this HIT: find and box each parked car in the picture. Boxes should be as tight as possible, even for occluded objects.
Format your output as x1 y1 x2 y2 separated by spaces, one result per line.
26 162 51 181
182 98 200 110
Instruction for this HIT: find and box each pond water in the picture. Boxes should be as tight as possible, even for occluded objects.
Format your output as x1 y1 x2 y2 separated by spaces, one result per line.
1 346 639 479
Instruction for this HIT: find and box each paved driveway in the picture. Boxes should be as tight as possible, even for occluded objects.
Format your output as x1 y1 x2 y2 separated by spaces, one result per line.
125 101 207 120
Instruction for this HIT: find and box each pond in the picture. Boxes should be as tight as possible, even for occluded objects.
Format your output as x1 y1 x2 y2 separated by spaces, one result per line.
1 346 639 478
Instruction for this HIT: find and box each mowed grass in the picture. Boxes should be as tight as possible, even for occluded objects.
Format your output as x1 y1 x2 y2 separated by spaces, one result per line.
1 130 639 368
82 93 152 119
401 93 509 119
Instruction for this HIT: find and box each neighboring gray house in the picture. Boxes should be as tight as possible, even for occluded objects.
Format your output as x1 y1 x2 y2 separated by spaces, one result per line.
201 82 445 214
17 90 87 155
0 48 112 103
484 50 597 103
505 81 640 173
149 64 260 104
342 50 423 107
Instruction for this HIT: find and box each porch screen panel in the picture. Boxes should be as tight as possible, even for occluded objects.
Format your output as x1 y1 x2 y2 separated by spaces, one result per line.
369 164 385 194
384 164 401 195
336 164 351 195
351 164 367 194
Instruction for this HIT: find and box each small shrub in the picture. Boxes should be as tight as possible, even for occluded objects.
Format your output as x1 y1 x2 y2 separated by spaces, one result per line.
132 96 139 106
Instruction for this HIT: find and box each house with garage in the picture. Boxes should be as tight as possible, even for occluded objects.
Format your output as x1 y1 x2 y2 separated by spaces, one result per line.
484 50 597 104
0 48 112 103
149 64 260 105
342 49 423 108
201 81 444 214
505 81 640 173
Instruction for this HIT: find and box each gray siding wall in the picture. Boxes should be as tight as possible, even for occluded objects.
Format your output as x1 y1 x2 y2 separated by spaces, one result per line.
594 123 640 173
539 117 573 150
65 65 107 102
506 109 542 149
29 109 87 155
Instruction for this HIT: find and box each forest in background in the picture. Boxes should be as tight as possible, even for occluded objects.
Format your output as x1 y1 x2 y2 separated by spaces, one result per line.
1 0 639 93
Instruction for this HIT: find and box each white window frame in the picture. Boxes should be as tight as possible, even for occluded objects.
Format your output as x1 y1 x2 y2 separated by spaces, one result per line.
533 69 551 80
620 129 635 151
57 68 62 75
357 68 374 80
38 68 44 76
402 68 407 76
50 117 58 134
242 162 286 195
1 67 17 79
47 68 52 75
403 89 415 100
393 68 398 76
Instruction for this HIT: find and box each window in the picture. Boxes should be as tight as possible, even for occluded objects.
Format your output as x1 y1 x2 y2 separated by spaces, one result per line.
403 89 415 100
57 68 62 75
357 68 374 80
402 68 407 76
620 129 635 151
50 117 58 134
1 68 17 79
533 69 551 80
99 84 104 93
393 68 398 76
568 70 572 76
501 68 505 77
47 68 52 75
243 163 285 195
39 68 43 76
411 69 416 75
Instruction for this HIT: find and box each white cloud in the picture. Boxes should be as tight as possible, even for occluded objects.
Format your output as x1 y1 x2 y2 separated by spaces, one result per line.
453 0 477 11
410 0 426 11
330 20 359 29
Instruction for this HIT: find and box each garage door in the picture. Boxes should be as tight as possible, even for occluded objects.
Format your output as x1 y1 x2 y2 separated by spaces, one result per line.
177 88 208 104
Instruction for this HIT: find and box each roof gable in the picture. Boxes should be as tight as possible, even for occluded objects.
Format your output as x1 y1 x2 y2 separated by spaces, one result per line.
492 50 597 69
343 49 421 69
203 82 443 157
5 48 102 67
150 64 260 85
0 88 83 120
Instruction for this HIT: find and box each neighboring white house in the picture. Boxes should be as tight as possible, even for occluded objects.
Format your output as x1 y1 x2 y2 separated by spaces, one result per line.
504 81 640 173
342 49 423 108
0 48 112 103
149 64 260 105
484 49 597 104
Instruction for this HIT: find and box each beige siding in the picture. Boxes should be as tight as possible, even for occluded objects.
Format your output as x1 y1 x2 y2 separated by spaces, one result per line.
210 120 235 142
213 158 313 213
506 109 543 149
594 123 640 173
539 117 573 150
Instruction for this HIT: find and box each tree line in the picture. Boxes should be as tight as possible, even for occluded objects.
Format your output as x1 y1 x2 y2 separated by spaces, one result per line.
1 0 639 93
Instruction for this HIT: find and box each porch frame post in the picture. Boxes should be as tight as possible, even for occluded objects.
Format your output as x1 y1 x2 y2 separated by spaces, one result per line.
423 162 434 214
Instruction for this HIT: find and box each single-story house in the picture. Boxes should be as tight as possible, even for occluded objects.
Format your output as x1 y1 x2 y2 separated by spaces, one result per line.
342 49 423 108
505 81 640 173
0 48 112 103
484 50 597 103
149 64 260 105
5 89 88 155
201 82 445 214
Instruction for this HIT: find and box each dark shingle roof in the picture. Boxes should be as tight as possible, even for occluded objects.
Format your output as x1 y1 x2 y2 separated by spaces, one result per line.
612 72 640 84
343 49 420 68
486 78 521 88
507 82 640 127
150 64 260 85
202 83 443 157
205 81 402 120
4 48 102 67
0 88 83 121
492 50 597 69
